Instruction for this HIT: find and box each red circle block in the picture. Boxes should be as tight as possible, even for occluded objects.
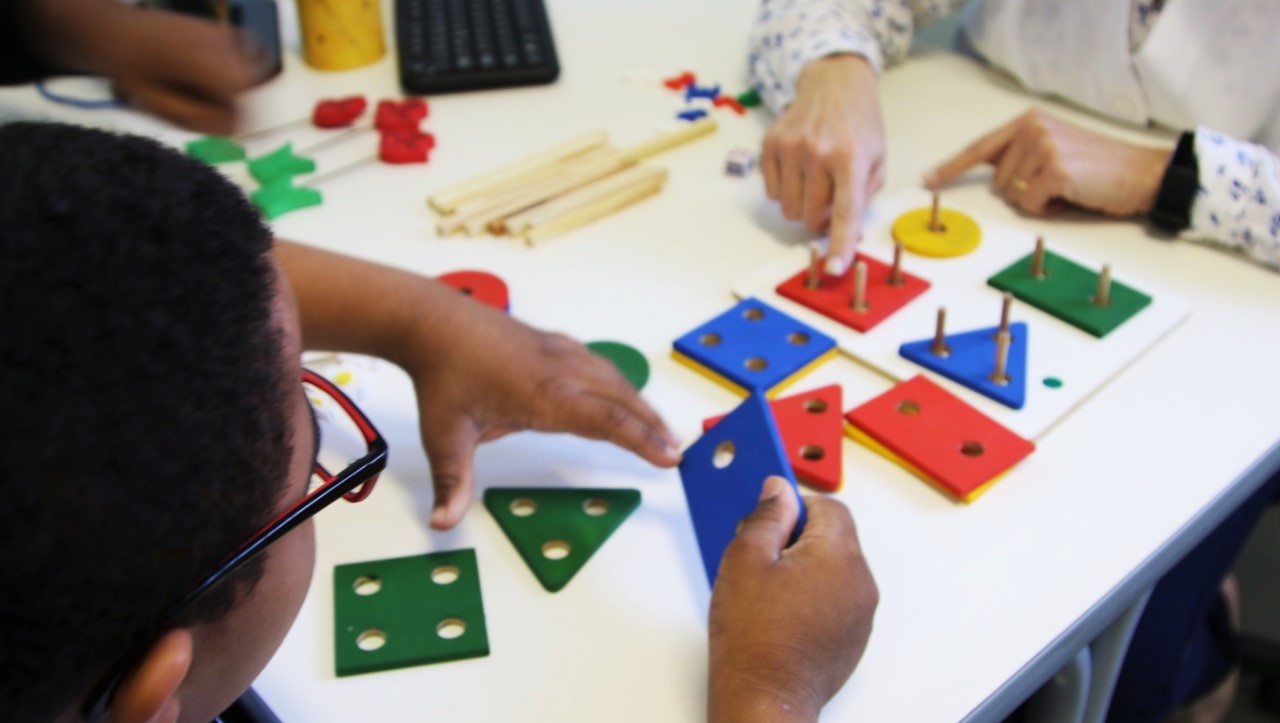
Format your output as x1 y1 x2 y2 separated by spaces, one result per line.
438 270 510 312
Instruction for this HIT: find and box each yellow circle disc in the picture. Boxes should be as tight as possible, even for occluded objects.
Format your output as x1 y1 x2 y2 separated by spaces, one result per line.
891 208 982 258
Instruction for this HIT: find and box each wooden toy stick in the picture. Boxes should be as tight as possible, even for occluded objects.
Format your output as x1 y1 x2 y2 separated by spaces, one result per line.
932 307 950 357
448 145 615 229
889 242 905 286
497 164 665 235
990 329 1011 385
851 261 869 313
806 242 823 289
428 131 610 213
1032 236 1047 279
929 191 943 232
523 173 666 247
1094 264 1112 307
999 292 1013 335
618 117 718 163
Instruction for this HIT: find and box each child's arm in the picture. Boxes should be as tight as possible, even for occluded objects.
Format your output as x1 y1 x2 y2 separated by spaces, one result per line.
708 478 878 722
274 240 682 530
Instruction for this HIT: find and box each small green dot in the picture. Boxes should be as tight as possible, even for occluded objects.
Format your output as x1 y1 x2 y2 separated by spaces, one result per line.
1043 377 1063 389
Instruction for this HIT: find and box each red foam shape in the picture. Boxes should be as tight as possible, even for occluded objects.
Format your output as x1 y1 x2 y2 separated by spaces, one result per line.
704 384 844 493
713 96 746 115
379 130 435 164
845 376 1034 501
662 71 696 90
312 95 368 128
777 251 930 333
375 98 429 132
438 270 510 312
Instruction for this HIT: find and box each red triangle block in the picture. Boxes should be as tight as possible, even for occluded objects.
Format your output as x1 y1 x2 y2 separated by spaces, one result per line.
844 376 1034 502
312 95 368 128
704 384 844 492
438 270 510 313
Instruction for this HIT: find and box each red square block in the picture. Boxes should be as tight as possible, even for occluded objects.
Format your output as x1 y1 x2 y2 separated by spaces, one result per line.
777 252 930 333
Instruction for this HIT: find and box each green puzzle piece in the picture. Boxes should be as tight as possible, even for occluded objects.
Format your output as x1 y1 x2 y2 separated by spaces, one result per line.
185 135 246 165
250 178 323 220
247 143 316 185
333 549 489 677
484 487 640 593
736 88 762 108
586 340 650 390
988 250 1151 338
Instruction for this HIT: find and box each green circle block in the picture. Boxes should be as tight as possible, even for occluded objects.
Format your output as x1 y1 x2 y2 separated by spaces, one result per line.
587 341 650 391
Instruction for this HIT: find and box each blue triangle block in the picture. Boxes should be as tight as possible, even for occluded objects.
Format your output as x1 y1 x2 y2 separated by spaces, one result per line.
899 322 1029 410
678 392 807 587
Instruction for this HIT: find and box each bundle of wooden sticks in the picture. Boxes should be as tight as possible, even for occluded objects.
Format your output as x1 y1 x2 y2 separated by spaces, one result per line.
427 118 717 246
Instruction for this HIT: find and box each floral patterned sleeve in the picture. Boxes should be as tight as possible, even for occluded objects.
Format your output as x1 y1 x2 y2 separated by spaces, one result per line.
747 0 969 113
1187 128 1280 269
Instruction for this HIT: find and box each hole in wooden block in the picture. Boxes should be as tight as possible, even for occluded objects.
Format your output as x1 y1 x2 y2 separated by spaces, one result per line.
459 287 473 295
744 357 768 371
509 498 537 517
582 497 609 516
897 400 921 416
436 618 466 640
356 629 387 651
431 565 459 585
699 332 722 346
803 398 828 414
541 540 571 560
799 444 825 461
353 575 381 596
961 440 985 457
713 440 736 469
787 331 810 345
743 307 765 321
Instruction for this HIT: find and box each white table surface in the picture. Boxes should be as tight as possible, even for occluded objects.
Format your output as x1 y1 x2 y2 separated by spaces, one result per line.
5 2 1280 721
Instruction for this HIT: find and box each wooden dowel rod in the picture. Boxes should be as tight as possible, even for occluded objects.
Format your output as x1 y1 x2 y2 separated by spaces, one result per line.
806 242 823 289
523 175 666 247
499 164 666 235
851 261 868 312
618 117 718 163
1094 264 1112 307
428 131 610 213
991 330 1011 385
932 307 950 357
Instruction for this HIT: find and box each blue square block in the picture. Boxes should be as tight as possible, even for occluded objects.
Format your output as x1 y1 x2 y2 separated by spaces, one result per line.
678 392 807 587
672 297 836 395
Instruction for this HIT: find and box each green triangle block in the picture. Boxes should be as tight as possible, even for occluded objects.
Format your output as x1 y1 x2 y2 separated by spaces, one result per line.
586 340 650 390
333 549 490 677
247 143 317 185
185 135 246 165
736 88 762 107
484 487 640 593
250 178 323 220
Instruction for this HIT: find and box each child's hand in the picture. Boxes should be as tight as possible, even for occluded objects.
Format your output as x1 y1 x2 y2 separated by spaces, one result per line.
925 108 1172 218
707 478 878 723
398 290 682 530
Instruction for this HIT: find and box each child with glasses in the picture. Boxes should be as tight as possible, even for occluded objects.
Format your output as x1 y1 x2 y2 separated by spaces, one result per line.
0 121 878 723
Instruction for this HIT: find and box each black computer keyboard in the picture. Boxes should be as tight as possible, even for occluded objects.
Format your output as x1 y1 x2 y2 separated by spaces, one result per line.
395 0 560 94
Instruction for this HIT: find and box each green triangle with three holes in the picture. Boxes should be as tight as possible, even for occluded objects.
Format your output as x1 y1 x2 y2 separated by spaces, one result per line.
484 487 640 593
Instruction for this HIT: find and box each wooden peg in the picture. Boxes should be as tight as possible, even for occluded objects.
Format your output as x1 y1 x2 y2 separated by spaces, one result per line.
1031 236 1047 279
931 307 950 357
806 242 823 289
929 191 943 232
888 242 905 286
851 261 869 313
990 329 1011 386
1093 264 1112 307
999 292 1013 335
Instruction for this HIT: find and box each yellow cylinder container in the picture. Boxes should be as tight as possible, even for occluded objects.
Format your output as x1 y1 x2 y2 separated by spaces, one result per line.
296 0 386 71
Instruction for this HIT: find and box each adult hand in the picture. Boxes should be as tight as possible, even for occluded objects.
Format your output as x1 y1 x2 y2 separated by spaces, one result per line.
708 477 878 723
22 0 265 134
925 109 1173 217
761 54 886 276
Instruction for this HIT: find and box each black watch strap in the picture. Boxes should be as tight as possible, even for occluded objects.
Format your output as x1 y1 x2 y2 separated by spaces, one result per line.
1150 131 1198 233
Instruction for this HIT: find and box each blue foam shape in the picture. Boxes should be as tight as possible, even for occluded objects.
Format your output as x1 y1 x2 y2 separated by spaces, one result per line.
685 83 722 101
678 392 807 586
676 109 708 122
899 321 1029 409
672 297 836 394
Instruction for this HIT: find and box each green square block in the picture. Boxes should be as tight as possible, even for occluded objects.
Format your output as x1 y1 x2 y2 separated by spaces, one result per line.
333 549 489 677
185 136 246 165
987 250 1151 338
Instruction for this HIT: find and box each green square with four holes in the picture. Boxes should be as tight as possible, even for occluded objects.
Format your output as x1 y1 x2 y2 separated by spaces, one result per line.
333 549 489 677
988 250 1151 338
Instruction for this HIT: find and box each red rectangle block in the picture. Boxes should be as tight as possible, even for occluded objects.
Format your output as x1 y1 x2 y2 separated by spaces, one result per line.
845 376 1034 501
777 252 930 333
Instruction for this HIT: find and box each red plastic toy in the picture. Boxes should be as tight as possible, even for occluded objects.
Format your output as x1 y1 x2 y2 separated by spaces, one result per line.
662 71 697 90
312 96 368 128
713 95 746 115
777 251 930 333
375 98 429 133
379 129 435 164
